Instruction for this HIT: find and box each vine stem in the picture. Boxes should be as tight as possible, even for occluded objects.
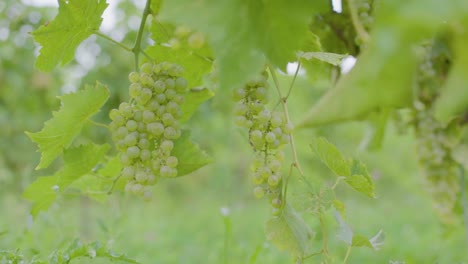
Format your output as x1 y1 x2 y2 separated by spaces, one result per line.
347 0 370 43
268 66 305 177
343 245 352 264
94 31 132 52
87 119 109 129
132 0 152 70
460 165 468 252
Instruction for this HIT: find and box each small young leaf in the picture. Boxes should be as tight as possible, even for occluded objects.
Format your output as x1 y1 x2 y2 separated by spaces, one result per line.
347 159 375 198
310 137 350 177
26 83 109 169
33 0 108 71
351 235 373 248
297 51 348 66
180 88 214 123
265 204 314 257
23 143 109 217
172 130 212 177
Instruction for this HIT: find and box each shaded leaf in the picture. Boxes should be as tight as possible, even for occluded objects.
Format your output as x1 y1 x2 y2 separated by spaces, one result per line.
180 88 214 123
172 130 212 176
33 0 108 71
298 51 348 66
26 83 109 169
347 159 375 198
265 204 314 257
23 143 109 217
310 137 350 177
159 0 319 90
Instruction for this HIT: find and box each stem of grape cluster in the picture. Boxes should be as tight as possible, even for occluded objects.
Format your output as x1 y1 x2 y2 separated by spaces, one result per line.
268 66 304 176
347 0 370 43
94 31 133 52
132 0 152 70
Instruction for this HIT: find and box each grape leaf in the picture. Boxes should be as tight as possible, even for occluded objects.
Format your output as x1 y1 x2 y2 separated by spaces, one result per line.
310 137 350 177
159 0 319 90
172 130 212 177
23 143 109 217
26 83 109 169
180 88 214 123
297 51 348 66
347 159 375 198
32 0 108 71
265 204 314 257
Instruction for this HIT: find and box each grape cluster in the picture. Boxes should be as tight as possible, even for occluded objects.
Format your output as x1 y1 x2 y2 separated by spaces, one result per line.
232 72 293 215
168 25 206 50
414 48 460 224
109 62 188 199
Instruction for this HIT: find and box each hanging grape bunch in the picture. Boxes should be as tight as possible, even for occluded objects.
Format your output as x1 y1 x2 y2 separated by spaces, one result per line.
168 25 206 50
232 71 293 215
414 45 460 224
109 62 188 199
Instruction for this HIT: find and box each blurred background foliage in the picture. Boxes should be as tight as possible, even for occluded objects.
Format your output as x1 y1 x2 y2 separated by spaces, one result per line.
0 0 467 263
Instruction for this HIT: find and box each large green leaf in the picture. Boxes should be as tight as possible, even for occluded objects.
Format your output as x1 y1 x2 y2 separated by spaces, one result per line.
159 0 319 90
32 0 108 71
265 204 314 257
23 143 109 217
26 83 109 169
172 130 212 177
180 88 214 123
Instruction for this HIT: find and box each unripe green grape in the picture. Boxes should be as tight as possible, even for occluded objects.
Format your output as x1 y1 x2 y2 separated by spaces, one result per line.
271 198 282 208
129 83 142 99
169 38 181 50
157 105 166 117
160 140 174 152
115 126 129 139
232 88 246 101
109 109 121 121
258 109 271 123
251 155 264 170
265 132 276 143
125 182 134 193
160 165 172 178
143 110 155 123
131 183 144 195
250 130 263 144
138 138 150 149
235 115 247 127
147 122 164 137
152 63 162 74
121 166 135 179
141 62 153 74
270 140 281 149
116 139 126 150
259 166 272 180
133 110 143 122
165 88 177 100
234 103 248 116
245 120 253 128
271 207 281 216
126 120 138 132
166 156 178 168
268 159 282 172
135 170 148 183
162 112 175 126
164 126 179 139
188 32 205 49
127 146 141 159
255 87 267 102
120 153 131 166
252 172 264 185
175 25 191 38
154 80 166 93
175 77 188 92
137 121 146 132
270 113 283 127
166 101 180 115
253 186 265 199
251 102 264 113
151 160 161 172
124 133 138 146
140 73 153 86
174 95 185 104
283 122 293 134
268 174 280 187
138 88 153 105
146 173 157 185
128 71 140 83
140 149 151 161
156 93 167 104
165 78 175 89
148 99 160 111
280 134 290 144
